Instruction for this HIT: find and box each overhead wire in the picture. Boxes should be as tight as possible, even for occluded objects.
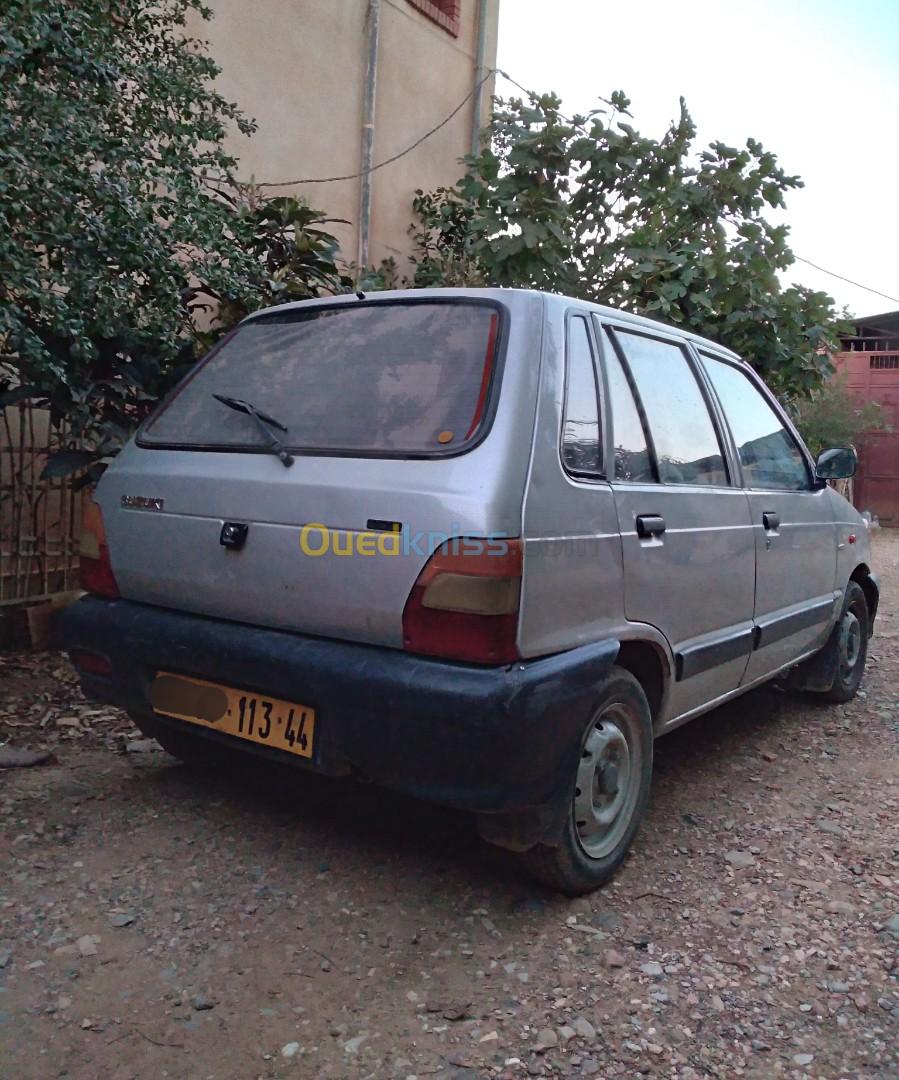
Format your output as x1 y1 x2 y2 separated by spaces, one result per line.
242 67 898 309
791 257 899 307
253 68 498 188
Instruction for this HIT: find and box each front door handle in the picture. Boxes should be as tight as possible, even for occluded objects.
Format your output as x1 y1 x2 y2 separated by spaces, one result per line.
636 514 666 539
762 511 780 532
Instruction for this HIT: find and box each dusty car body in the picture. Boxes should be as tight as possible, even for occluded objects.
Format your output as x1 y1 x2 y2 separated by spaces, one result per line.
60 288 878 892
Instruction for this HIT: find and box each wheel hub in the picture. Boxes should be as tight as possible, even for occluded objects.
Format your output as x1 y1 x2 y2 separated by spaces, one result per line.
838 610 861 681
596 761 620 798
574 709 638 860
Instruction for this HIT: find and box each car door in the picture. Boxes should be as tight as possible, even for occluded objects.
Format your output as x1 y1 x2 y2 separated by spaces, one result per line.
698 353 839 683
597 322 757 724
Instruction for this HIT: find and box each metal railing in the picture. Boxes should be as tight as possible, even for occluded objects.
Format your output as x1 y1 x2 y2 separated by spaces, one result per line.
0 403 82 603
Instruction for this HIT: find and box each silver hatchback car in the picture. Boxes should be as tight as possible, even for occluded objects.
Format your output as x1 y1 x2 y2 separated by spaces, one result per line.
60 288 879 893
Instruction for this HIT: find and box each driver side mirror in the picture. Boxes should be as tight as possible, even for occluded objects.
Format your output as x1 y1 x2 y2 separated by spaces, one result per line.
815 446 857 481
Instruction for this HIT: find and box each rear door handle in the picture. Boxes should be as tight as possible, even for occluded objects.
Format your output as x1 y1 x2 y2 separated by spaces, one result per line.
636 514 666 539
762 511 780 532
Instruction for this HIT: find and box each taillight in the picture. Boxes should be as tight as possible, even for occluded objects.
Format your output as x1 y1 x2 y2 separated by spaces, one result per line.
79 498 120 599
402 538 522 664
70 649 113 676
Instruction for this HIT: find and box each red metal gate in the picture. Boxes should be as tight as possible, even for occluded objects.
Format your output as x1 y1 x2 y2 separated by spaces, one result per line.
834 350 899 525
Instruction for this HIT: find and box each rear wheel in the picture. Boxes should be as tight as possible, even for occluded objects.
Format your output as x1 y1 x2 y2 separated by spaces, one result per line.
519 668 653 895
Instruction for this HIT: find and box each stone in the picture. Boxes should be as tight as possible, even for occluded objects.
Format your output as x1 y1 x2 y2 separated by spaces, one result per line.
442 1002 471 1021
191 994 215 1011
604 949 626 968
281 1042 300 1058
125 739 160 754
825 900 854 916
816 820 846 838
558 1025 576 1042
344 1034 368 1054
793 1053 813 1066
882 913 899 937
724 850 755 870
535 1027 558 1051
77 935 98 957
640 962 663 977
572 1016 596 1040
0 747 53 769
109 913 135 928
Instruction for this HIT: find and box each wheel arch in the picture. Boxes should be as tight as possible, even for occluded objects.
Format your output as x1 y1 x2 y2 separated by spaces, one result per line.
614 638 669 727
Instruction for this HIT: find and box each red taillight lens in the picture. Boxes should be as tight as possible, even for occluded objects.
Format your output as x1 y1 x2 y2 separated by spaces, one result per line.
402 538 522 664
70 649 113 676
79 498 119 599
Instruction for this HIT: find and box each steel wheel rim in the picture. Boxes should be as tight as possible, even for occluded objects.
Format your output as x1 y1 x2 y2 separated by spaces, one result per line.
573 703 641 860
838 608 862 683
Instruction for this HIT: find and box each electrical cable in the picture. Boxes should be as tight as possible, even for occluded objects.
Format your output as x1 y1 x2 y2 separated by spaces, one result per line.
241 66 899 309
254 68 497 188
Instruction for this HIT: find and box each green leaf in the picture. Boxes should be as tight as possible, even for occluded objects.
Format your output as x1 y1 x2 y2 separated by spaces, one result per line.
40 449 96 479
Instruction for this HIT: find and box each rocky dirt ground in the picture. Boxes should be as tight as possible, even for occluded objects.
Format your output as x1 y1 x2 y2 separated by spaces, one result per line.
1 533 897 1080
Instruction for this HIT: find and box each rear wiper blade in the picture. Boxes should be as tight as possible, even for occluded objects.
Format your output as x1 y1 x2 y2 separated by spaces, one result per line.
212 394 294 468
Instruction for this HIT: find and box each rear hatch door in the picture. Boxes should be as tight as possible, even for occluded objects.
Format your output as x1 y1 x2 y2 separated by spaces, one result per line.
99 296 529 648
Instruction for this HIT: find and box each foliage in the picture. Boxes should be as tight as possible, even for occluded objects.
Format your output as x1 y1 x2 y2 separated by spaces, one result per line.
189 191 352 351
792 376 891 457
410 90 844 398
0 0 349 472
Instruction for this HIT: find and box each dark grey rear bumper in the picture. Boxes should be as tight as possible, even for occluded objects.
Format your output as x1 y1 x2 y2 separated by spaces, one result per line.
57 598 618 823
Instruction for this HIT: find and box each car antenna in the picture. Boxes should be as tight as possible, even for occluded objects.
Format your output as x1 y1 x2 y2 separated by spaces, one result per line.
355 290 366 300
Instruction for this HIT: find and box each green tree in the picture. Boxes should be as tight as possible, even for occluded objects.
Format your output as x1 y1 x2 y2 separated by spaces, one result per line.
792 376 891 457
411 90 843 398
0 0 348 469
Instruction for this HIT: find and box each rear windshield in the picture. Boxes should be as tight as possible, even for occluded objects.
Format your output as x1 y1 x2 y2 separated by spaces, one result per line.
141 301 501 455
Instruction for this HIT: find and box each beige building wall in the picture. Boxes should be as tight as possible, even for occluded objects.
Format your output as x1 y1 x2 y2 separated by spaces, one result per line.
189 0 499 273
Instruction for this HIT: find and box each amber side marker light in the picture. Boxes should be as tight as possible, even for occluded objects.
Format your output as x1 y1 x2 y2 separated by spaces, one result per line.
402 538 522 664
79 498 120 599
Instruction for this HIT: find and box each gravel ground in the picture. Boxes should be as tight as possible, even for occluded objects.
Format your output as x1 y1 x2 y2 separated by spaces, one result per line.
1 531 897 1080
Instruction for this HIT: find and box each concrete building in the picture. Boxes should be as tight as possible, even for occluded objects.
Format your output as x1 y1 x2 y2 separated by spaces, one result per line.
191 0 499 272
833 312 899 526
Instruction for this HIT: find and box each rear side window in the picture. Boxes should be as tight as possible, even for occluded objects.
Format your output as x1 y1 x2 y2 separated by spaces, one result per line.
701 354 810 490
602 341 653 483
141 302 500 455
561 317 602 476
616 332 728 487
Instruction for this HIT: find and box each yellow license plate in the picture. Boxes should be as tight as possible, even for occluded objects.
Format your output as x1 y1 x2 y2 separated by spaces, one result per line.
150 672 315 758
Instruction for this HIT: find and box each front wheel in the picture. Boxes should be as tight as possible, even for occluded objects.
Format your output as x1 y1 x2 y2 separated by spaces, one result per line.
818 581 869 703
519 667 653 895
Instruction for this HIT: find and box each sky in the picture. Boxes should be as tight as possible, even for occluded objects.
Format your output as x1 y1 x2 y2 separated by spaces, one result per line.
496 0 899 317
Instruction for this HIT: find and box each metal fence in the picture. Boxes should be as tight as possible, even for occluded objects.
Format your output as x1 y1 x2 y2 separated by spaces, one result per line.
0 403 82 604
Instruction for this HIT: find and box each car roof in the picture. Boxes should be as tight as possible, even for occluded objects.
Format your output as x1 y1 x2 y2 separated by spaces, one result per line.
243 287 744 363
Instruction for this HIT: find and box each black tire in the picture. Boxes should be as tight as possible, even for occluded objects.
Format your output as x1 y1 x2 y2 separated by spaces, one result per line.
817 581 869 703
519 667 653 895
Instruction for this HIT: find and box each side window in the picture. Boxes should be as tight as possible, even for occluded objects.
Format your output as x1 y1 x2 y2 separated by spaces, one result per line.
616 332 728 486
701 355 810 491
602 339 653 483
561 317 602 476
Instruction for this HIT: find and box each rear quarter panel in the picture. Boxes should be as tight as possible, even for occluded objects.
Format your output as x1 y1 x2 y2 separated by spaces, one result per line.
519 298 627 657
